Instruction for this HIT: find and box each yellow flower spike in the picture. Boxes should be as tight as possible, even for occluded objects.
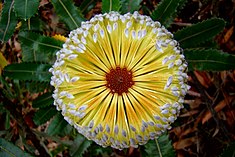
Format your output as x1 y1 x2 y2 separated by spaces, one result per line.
15 22 22 30
0 52 8 75
50 11 190 149
52 34 67 42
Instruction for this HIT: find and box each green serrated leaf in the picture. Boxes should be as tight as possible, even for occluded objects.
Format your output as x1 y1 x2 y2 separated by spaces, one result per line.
46 113 68 136
151 0 182 26
51 0 85 30
184 49 235 71
162 0 188 27
25 81 51 93
0 76 15 99
3 62 51 82
51 144 67 157
14 0 39 20
220 142 235 157
33 92 53 108
21 16 42 31
18 31 63 63
102 0 121 13
79 0 96 15
87 143 113 156
33 106 57 125
120 0 142 14
69 134 92 157
59 124 73 136
0 0 18 43
174 18 225 48
4 112 10 130
20 138 36 155
0 138 32 157
142 4 151 15
188 39 219 49
141 134 175 157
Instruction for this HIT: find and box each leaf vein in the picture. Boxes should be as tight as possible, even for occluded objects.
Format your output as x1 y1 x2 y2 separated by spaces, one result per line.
21 36 62 50
58 0 79 28
158 0 174 21
188 59 234 65
0 145 16 157
178 24 221 43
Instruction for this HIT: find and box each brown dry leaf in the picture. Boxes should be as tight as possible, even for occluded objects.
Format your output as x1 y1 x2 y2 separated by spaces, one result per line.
220 71 227 82
47 142 58 151
187 90 201 97
172 127 185 137
0 2 2 13
128 147 135 156
212 127 220 137
13 37 21 53
180 110 199 117
177 152 185 157
173 125 198 139
181 127 198 137
39 0 50 7
222 26 234 43
202 96 234 124
229 70 235 82
225 109 235 128
173 136 197 150
194 71 212 88
185 98 202 109
173 127 198 138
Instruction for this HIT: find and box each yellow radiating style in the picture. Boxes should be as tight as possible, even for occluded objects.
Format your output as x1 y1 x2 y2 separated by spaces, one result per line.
50 11 189 149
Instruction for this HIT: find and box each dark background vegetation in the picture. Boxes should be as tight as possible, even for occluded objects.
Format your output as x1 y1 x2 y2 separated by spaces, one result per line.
0 0 235 156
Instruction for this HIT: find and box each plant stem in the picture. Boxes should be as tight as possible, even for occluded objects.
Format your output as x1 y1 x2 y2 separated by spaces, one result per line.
155 138 163 157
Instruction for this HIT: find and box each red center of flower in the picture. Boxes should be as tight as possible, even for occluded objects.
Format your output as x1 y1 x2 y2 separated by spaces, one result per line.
105 67 134 95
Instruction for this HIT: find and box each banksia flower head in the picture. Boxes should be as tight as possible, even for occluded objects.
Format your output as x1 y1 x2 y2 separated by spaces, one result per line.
49 11 189 149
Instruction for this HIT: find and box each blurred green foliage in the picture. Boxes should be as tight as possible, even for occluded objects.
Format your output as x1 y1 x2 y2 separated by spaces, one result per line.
0 0 234 156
